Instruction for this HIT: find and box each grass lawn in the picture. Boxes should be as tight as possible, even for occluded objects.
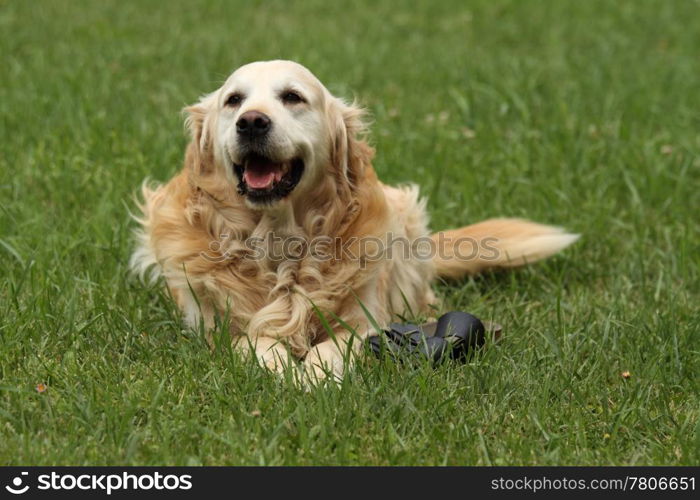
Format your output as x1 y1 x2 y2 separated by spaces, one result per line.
1 0 698 465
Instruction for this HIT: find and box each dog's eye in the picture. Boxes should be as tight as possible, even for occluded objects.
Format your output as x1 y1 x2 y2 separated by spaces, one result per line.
281 91 304 104
225 93 243 107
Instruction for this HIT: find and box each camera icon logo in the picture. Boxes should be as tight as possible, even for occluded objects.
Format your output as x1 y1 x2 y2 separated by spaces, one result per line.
5 472 30 495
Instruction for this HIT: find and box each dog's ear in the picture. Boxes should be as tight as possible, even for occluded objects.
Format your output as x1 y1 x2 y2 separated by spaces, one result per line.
328 97 374 192
183 92 217 176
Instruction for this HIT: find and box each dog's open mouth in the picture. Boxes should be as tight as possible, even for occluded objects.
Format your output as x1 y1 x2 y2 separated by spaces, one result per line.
233 153 304 204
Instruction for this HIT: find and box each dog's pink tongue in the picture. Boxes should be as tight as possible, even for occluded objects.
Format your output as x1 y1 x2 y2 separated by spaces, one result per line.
244 161 279 189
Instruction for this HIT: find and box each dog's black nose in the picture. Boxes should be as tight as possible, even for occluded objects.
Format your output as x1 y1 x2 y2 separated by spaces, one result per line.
236 111 271 138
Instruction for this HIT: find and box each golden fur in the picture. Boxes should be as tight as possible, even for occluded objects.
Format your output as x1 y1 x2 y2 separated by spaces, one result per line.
131 60 578 382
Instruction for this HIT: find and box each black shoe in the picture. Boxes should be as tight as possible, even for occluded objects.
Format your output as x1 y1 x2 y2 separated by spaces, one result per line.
368 311 491 365
432 311 486 360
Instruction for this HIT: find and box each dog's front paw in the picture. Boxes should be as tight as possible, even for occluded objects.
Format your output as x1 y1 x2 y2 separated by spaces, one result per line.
235 336 293 375
302 344 345 386
258 345 291 374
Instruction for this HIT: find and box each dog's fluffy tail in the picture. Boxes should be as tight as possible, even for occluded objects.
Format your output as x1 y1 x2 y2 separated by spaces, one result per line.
431 218 579 279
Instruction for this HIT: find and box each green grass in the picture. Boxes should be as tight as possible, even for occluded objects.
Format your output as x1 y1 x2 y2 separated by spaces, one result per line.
1 0 699 465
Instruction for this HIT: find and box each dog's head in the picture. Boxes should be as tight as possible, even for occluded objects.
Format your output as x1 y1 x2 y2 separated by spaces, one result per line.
185 60 371 208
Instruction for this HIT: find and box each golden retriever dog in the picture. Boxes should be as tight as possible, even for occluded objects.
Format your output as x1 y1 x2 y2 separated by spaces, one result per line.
131 60 578 382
